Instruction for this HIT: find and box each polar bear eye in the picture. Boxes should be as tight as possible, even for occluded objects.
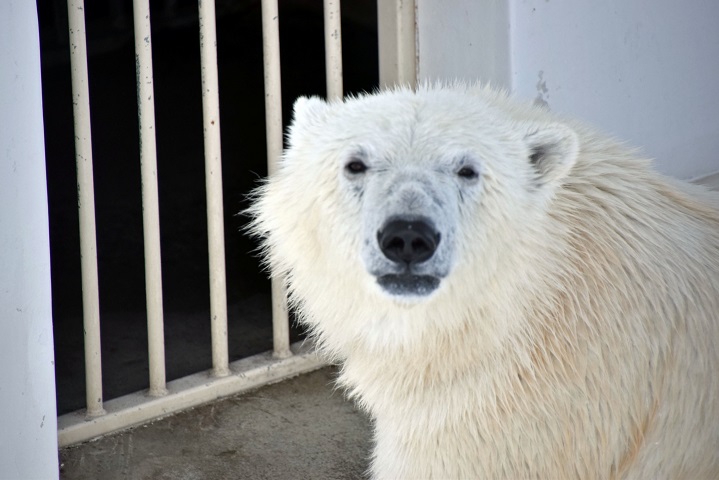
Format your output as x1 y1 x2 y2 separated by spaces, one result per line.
345 159 368 175
457 166 478 180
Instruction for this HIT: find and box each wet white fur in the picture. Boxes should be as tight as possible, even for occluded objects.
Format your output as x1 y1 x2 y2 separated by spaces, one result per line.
248 84 719 479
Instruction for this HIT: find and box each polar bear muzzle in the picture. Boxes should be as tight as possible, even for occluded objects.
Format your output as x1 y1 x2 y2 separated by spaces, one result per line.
374 217 442 296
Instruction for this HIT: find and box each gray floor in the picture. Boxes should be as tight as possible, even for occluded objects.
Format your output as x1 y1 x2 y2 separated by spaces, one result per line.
59 368 373 480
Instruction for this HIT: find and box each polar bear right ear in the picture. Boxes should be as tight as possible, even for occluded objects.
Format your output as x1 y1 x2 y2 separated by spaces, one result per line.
292 96 329 128
523 123 579 186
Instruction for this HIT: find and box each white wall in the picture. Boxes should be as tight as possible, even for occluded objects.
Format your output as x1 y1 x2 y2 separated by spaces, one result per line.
0 2 59 479
416 0 719 181
416 0 511 88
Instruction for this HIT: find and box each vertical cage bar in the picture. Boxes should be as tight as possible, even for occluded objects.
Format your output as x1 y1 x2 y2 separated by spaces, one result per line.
323 0 343 99
377 0 417 87
261 0 292 359
67 0 105 418
132 0 168 396
198 0 230 377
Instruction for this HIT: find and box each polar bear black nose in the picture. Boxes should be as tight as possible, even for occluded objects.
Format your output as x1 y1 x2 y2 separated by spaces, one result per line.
378 219 440 266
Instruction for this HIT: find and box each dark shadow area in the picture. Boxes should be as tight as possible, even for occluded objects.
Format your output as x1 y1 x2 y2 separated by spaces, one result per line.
38 0 378 415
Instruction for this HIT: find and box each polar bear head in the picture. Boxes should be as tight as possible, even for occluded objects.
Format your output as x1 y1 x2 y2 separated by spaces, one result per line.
249 85 580 347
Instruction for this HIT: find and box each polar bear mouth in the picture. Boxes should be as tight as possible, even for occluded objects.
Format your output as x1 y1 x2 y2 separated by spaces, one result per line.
377 274 440 297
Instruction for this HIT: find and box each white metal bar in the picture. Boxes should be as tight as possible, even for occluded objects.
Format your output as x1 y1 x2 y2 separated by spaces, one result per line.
66 0 105 418
261 0 292 359
198 0 230 377
260 0 283 180
323 0 343 99
132 0 168 396
377 0 417 87
58 342 324 447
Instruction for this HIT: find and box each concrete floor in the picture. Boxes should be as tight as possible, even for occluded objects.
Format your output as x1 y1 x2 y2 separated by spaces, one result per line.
59 367 372 480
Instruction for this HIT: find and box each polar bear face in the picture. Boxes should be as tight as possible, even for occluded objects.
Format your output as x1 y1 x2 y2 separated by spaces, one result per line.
343 141 479 299
265 87 579 305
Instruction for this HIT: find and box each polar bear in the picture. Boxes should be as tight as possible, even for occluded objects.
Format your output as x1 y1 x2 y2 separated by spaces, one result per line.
248 84 719 479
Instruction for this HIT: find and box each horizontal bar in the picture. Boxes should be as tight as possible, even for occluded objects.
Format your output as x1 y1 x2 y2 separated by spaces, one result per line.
57 343 325 447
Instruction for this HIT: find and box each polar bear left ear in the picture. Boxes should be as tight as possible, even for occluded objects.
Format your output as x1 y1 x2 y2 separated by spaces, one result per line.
292 96 329 128
523 123 579 186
